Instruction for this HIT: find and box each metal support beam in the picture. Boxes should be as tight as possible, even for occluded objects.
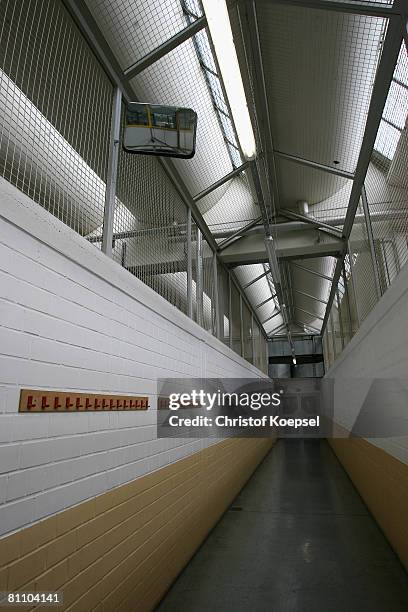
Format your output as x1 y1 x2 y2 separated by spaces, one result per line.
259 0 398 18
240 293 244 357
123 17 207 80
230 269 268 335
295 320 322 335
213 251 221 338
237 3 296 352
193 162 249 202
159 159 219 252
322 14 402 333
274 150 354 180
336 289 345 349
342 262 353 340
267 322 287 336
187 208 193 318
280 208 343 237
243 269 270 289
293 288 328 305
295 306 324 322
228 272 232 349
196 230 203 327
342 19 402 240
102 87 122 257
291 261 333 282
361 185 382 299
255 294 276 309
63 0 217 254
218 216 263 251
262 310 281 325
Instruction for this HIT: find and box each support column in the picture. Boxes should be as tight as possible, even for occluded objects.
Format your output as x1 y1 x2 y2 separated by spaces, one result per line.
361 185 382 299
240 293 244 358
102 87 122 257
187 208 193 319
196 229 203 327
213 252 221 338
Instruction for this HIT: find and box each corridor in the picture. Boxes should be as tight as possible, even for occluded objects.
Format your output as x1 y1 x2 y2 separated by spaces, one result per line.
158 440 408 612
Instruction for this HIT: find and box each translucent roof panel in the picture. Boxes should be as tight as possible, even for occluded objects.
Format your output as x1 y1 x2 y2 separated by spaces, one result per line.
374 120 401 160
374 43 408 161
383 81 407 130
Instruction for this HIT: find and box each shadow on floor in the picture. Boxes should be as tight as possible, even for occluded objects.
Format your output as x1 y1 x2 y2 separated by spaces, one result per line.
157 439 408 612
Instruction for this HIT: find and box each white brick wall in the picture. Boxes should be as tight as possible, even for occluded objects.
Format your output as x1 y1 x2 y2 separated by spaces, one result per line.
326 256 408 466
0 179 267 537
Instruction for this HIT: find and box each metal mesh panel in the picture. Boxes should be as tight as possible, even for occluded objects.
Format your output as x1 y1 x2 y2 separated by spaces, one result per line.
130 36 234 196
230 280 242 356
234 264 278 330
113 139 189 314
323 40 407 367
366 43 408 293
242 301 253 364
277 159 352 229
257 4 386 174
0 0 113 237
217 262 230 345
200 173 260 233
310 178 353 227
202 236 216 335
85 0 200 70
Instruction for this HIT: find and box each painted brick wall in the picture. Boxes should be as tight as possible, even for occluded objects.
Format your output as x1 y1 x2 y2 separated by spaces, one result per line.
0 178 267 537
325 253 408 466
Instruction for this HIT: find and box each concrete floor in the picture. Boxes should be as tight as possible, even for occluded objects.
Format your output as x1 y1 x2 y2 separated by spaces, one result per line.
157 439 408 612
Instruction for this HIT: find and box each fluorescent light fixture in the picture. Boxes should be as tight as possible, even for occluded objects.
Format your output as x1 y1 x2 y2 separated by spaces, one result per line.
202 0 256 160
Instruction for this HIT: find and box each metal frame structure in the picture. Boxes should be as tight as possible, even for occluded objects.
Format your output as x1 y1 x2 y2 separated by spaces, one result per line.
321 10 403 332
101 87 122 257
63 0 407 358
62 0 270 358
259 0 398 18
123 17 207 79
274 150 354 180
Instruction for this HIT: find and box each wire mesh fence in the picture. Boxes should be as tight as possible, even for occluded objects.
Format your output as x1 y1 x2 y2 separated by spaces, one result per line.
85 0 199 70
0 0 113 238
113 130 190 314
0 0 269 374
323 43 408 371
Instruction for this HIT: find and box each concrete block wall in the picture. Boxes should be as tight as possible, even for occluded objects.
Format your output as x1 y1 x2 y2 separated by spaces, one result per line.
0 177 268 540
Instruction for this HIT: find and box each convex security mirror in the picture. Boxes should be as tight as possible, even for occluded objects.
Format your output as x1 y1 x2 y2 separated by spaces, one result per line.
123 102 198 159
